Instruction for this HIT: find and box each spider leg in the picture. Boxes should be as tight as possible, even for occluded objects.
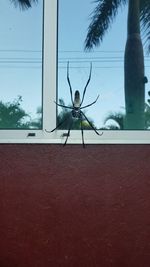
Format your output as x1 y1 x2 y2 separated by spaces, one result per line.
80 115 85 148
67 61 74 105
54 101 73 110
80 95 99 109
45 115 70 133
81 111 103 136
63 118 73 146
80 62 92 106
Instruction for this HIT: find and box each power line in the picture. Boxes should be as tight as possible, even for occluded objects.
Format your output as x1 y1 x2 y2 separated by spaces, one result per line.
0 49 41 53
58 50 124 53
0 60 42 64
0 48 149 58
0 58 150 64
58 65 150 69
59 60 124 64
58 66 123 69
0 65 150 69
59 56 150 60
0 65 41 69
0 57 41 60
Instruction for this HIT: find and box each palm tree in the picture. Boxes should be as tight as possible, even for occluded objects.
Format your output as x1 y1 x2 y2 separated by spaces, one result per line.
103 104 150 130
85 0 150 129
10 0 38 9
103 111 125 129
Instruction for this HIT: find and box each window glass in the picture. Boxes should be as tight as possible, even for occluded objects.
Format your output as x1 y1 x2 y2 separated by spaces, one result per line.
0 0 43 129
58 0 149 131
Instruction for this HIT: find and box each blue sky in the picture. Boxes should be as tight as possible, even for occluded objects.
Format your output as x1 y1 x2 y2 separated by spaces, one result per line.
0 0 149 129
0 0 43 122
58 0 149 128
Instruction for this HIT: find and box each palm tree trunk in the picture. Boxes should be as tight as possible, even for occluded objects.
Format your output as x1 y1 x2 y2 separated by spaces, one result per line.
124 0 145 129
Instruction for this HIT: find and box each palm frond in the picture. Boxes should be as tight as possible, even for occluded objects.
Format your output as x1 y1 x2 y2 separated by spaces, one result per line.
140 0 150 54
9 0 38 9
104 111 125 129
84 0 127 50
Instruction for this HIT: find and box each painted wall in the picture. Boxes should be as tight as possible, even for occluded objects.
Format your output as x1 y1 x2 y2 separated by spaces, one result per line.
0 144 150 267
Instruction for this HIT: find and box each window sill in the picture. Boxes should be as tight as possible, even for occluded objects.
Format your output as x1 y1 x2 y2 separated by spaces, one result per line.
0 130 150 144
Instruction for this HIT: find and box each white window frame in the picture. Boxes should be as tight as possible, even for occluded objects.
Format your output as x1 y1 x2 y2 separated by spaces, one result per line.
0 0 150 144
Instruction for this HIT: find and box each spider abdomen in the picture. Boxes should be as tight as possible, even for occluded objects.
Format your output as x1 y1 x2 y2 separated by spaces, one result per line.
72 108 82 119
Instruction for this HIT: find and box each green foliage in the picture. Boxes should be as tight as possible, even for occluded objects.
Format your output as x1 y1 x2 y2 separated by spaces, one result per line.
0 96 30 129
85 0 150 53
29 106 42 129
103 104 150 130
144 103 150 129
103 111 125 129
9 0 38 9
85 0 127 50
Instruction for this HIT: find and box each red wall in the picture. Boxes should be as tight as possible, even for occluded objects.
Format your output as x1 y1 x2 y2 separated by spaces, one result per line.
0 144 150 267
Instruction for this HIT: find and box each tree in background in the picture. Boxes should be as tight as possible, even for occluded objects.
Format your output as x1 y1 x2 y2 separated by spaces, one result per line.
29 99 96 130
30 106 42 129
103 102 150 130
103 111 125 130
10 0 38 9
0 0 40 129
85 0 150 129
145 103 150 129
0 96 31 129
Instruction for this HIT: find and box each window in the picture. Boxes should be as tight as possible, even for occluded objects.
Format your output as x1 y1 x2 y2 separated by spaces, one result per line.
0 0 56 142
0 0 150 144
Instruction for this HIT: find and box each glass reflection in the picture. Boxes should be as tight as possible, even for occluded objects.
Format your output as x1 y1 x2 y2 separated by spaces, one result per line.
0 0 43 129
58 0 149 130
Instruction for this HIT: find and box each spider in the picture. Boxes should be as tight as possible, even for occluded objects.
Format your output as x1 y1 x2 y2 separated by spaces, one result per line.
45 62 103 147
